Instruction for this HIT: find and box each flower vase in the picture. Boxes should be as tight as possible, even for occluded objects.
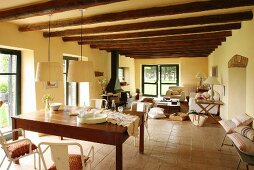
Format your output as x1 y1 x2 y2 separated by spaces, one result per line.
45 99 50 113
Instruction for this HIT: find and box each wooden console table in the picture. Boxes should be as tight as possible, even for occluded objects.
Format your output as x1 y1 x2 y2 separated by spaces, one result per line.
195 100 224 123
12 108 144 170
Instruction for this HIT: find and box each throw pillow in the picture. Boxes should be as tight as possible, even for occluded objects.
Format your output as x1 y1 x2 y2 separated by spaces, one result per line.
227 133 254 155
202 92 210 99
232 113 253 126
234 126 254 141
219 119 236 134
148 107 166 119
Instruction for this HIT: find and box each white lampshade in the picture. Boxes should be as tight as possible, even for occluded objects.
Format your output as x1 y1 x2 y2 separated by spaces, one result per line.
203 76 220 85
195 72 206 79
35 62 63 82
67 61 95 82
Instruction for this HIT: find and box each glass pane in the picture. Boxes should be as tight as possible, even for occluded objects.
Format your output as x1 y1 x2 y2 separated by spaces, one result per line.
63 74 67 105
160 66 177 83
143 84 157 96
0 54 17 73
68 82 77 106
0 75 16 129
161 84 177 96
144 66 157 83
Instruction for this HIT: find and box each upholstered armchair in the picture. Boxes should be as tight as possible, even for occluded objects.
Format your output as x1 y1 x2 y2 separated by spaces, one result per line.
165 86 185 101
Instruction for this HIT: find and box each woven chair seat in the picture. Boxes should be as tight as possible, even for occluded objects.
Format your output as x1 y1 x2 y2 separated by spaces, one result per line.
7 140 37 159
49 154 89 170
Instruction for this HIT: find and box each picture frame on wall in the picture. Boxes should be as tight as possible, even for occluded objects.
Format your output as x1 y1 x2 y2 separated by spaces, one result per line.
212 66 218 77
45 81 58 89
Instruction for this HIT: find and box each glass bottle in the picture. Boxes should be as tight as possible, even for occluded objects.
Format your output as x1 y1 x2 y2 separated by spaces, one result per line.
111 100 116 111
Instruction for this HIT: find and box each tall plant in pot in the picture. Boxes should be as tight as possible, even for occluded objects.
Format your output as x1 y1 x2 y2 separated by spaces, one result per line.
0 82 8 102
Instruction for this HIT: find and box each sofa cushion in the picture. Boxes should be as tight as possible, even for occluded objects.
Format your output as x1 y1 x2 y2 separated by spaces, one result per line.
232 113 253 127
171 90 180 95
234 126 254 141
227 133 254 155
219 119 236 134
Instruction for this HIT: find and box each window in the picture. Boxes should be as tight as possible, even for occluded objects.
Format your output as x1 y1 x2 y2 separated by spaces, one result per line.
0 48 21 130
63 56 78 106
142 64 179 96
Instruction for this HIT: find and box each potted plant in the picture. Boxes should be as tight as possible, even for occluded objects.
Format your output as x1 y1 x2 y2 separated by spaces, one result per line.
0 82 8 102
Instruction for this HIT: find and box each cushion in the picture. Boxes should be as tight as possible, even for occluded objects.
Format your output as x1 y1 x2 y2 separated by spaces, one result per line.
202 92 210 99
234 126 254 141
7 140 37 159
227 133 254 155
148 107 166 119
232 113 253 126
49 154 89 170
195 93 205 100
171 90 179 95
219 119 236 134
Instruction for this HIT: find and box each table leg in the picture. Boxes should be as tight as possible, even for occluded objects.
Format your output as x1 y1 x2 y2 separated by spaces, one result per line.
115 135 123 170
139 114 144 154
12 118 20 164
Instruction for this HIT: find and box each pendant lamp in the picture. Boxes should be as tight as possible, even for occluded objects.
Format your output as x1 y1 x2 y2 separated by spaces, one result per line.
67 10 95 82
35 15 62 82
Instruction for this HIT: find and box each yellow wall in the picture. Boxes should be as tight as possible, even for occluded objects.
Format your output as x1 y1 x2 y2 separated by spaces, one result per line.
208 12 254 119
0 22 110 112
134 57 208 96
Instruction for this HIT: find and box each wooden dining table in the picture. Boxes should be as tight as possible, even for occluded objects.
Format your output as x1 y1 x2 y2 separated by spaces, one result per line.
11 107 144 170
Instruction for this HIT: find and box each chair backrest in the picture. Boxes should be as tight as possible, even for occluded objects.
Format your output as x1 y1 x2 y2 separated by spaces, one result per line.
130 102 153 113
90 99 108 109
38 142 85 170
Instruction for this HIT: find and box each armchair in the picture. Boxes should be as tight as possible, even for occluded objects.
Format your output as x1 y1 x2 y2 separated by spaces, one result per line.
165 86 185 101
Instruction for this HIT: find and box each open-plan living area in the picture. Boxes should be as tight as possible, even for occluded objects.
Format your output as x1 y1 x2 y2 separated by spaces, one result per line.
0 0 254 170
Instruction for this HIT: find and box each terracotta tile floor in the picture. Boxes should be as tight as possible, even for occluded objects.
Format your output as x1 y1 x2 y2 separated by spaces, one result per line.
1 117 253 170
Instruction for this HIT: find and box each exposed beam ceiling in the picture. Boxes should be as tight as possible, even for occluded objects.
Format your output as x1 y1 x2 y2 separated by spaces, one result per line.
1 0 254 58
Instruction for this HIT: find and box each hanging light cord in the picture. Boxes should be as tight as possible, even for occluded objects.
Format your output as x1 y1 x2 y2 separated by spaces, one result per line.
80 9 83 61
48 14 51 62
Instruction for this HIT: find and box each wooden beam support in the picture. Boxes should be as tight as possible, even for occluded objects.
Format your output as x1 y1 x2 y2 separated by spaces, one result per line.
0 0 125 21
128 54 208 58
90 41 221 49
18 0 254 31
62 26 234 42
44 11 249 37
78 34 226 45
87 39 224 47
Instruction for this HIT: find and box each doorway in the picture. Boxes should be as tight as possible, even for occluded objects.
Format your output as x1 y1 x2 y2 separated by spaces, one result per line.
0 48 21 131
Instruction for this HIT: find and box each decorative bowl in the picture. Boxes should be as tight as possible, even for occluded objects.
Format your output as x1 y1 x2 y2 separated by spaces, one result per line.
49 102 62 111
77 113 107 124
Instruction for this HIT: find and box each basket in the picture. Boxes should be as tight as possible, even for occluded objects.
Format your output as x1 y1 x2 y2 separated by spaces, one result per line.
169 112 188 121
188 114 208 127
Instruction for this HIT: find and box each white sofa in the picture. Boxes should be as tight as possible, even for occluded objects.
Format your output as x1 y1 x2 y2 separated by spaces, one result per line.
165 86 185 101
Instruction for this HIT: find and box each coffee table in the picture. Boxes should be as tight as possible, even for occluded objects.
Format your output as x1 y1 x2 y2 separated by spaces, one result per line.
157 100 181 116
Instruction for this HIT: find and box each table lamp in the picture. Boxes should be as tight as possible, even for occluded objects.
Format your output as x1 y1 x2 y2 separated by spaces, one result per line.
203 76 220 101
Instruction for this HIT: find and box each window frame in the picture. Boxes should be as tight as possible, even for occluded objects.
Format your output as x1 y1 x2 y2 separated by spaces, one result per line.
63 56 78 106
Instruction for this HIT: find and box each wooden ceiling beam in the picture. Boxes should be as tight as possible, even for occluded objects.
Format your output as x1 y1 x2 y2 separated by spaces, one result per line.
73 31 231 44
128 54 208 58
0 0 125 21
90 41 221 49
18 0 254 31
78 33 228 44
87 39 224 47
62 26 232 42
44 11 249 36
119 50 212 54
45 21 240 38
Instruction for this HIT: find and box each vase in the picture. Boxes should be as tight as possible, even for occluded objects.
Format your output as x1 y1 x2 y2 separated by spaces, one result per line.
45 99 50 113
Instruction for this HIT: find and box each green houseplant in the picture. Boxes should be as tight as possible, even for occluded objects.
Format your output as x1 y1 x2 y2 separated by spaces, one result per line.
0 82 8 102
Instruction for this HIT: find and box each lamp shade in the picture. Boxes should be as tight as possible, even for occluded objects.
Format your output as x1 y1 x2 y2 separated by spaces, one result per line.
195 72 206 79
203 76 220 85
67 61 95 82
35 62 63 82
